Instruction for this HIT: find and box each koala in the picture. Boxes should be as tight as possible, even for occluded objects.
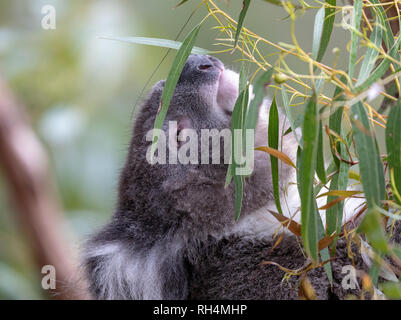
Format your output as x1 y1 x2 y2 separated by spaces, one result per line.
82 54 395 300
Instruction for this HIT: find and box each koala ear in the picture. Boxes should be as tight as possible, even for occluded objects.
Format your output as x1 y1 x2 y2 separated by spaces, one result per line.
143 80 166 115
154 80 166 91
147 80 166 102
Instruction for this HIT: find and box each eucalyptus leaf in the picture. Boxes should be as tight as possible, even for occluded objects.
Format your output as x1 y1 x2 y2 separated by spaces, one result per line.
245 68 273 131
386 101 401 204
316 120 326 184
356 15 383 86
312 0 336 63
281 85 301 146
348 0 363 80
233 0 251 50
99 36 210 55
300 94 319 262
350 102 385 209
326 82 349 249
354 34 401 94
268 97 283 214
150 25 201 158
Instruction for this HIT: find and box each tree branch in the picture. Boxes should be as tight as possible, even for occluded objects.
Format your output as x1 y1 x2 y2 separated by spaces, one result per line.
0 75 88 299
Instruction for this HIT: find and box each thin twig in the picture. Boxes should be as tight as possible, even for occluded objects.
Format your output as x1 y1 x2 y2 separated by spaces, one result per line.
0 75 88 300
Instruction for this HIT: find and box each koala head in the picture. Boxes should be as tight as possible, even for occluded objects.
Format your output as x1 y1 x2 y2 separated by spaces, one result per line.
135 54 240 142
115 54 272 239
177 54 240 115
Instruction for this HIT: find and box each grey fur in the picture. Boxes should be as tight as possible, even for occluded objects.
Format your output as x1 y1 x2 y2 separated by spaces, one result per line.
82 54 400 300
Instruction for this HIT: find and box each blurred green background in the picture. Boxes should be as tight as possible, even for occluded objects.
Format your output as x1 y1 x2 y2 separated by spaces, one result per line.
0 0 352 299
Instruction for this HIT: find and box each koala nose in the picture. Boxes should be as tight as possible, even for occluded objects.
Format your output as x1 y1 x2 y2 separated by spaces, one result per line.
194 55 224 72
207 55 224 71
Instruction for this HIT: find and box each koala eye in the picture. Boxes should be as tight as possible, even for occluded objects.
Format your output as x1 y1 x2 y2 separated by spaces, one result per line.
198 64 213 71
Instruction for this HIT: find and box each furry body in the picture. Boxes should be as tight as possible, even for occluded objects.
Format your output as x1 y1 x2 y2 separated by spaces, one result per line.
83 55 396 299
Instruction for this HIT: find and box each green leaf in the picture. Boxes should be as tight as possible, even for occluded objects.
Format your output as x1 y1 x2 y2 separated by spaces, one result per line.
225 163 234 188
234 175 244 221
386 101 401 204
227 77 250 219
99 36 209 55
239 63 248 93
232 86 249 219
348 0 363 81
317 205 333 284
300 93 319 262
245 68 274 131
316 120 326 184
380 281 401 299
356 15 383 86
326 83 349 248
326 131 350 251
348 0 363 79
354 34 401 94
359 209 389 254
268 97 282 214
328 80 346 167
314 72 325 93
233 0 251 50
281 85 301 146
351 102 386 285
312 0 336 63
358 208 388 285
350 102 385 209
225 65 249 188
150 25 201 158
312 7 325 61
370 0 395 49
296 145 302 188
239 64 249 145
376 0 401 89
